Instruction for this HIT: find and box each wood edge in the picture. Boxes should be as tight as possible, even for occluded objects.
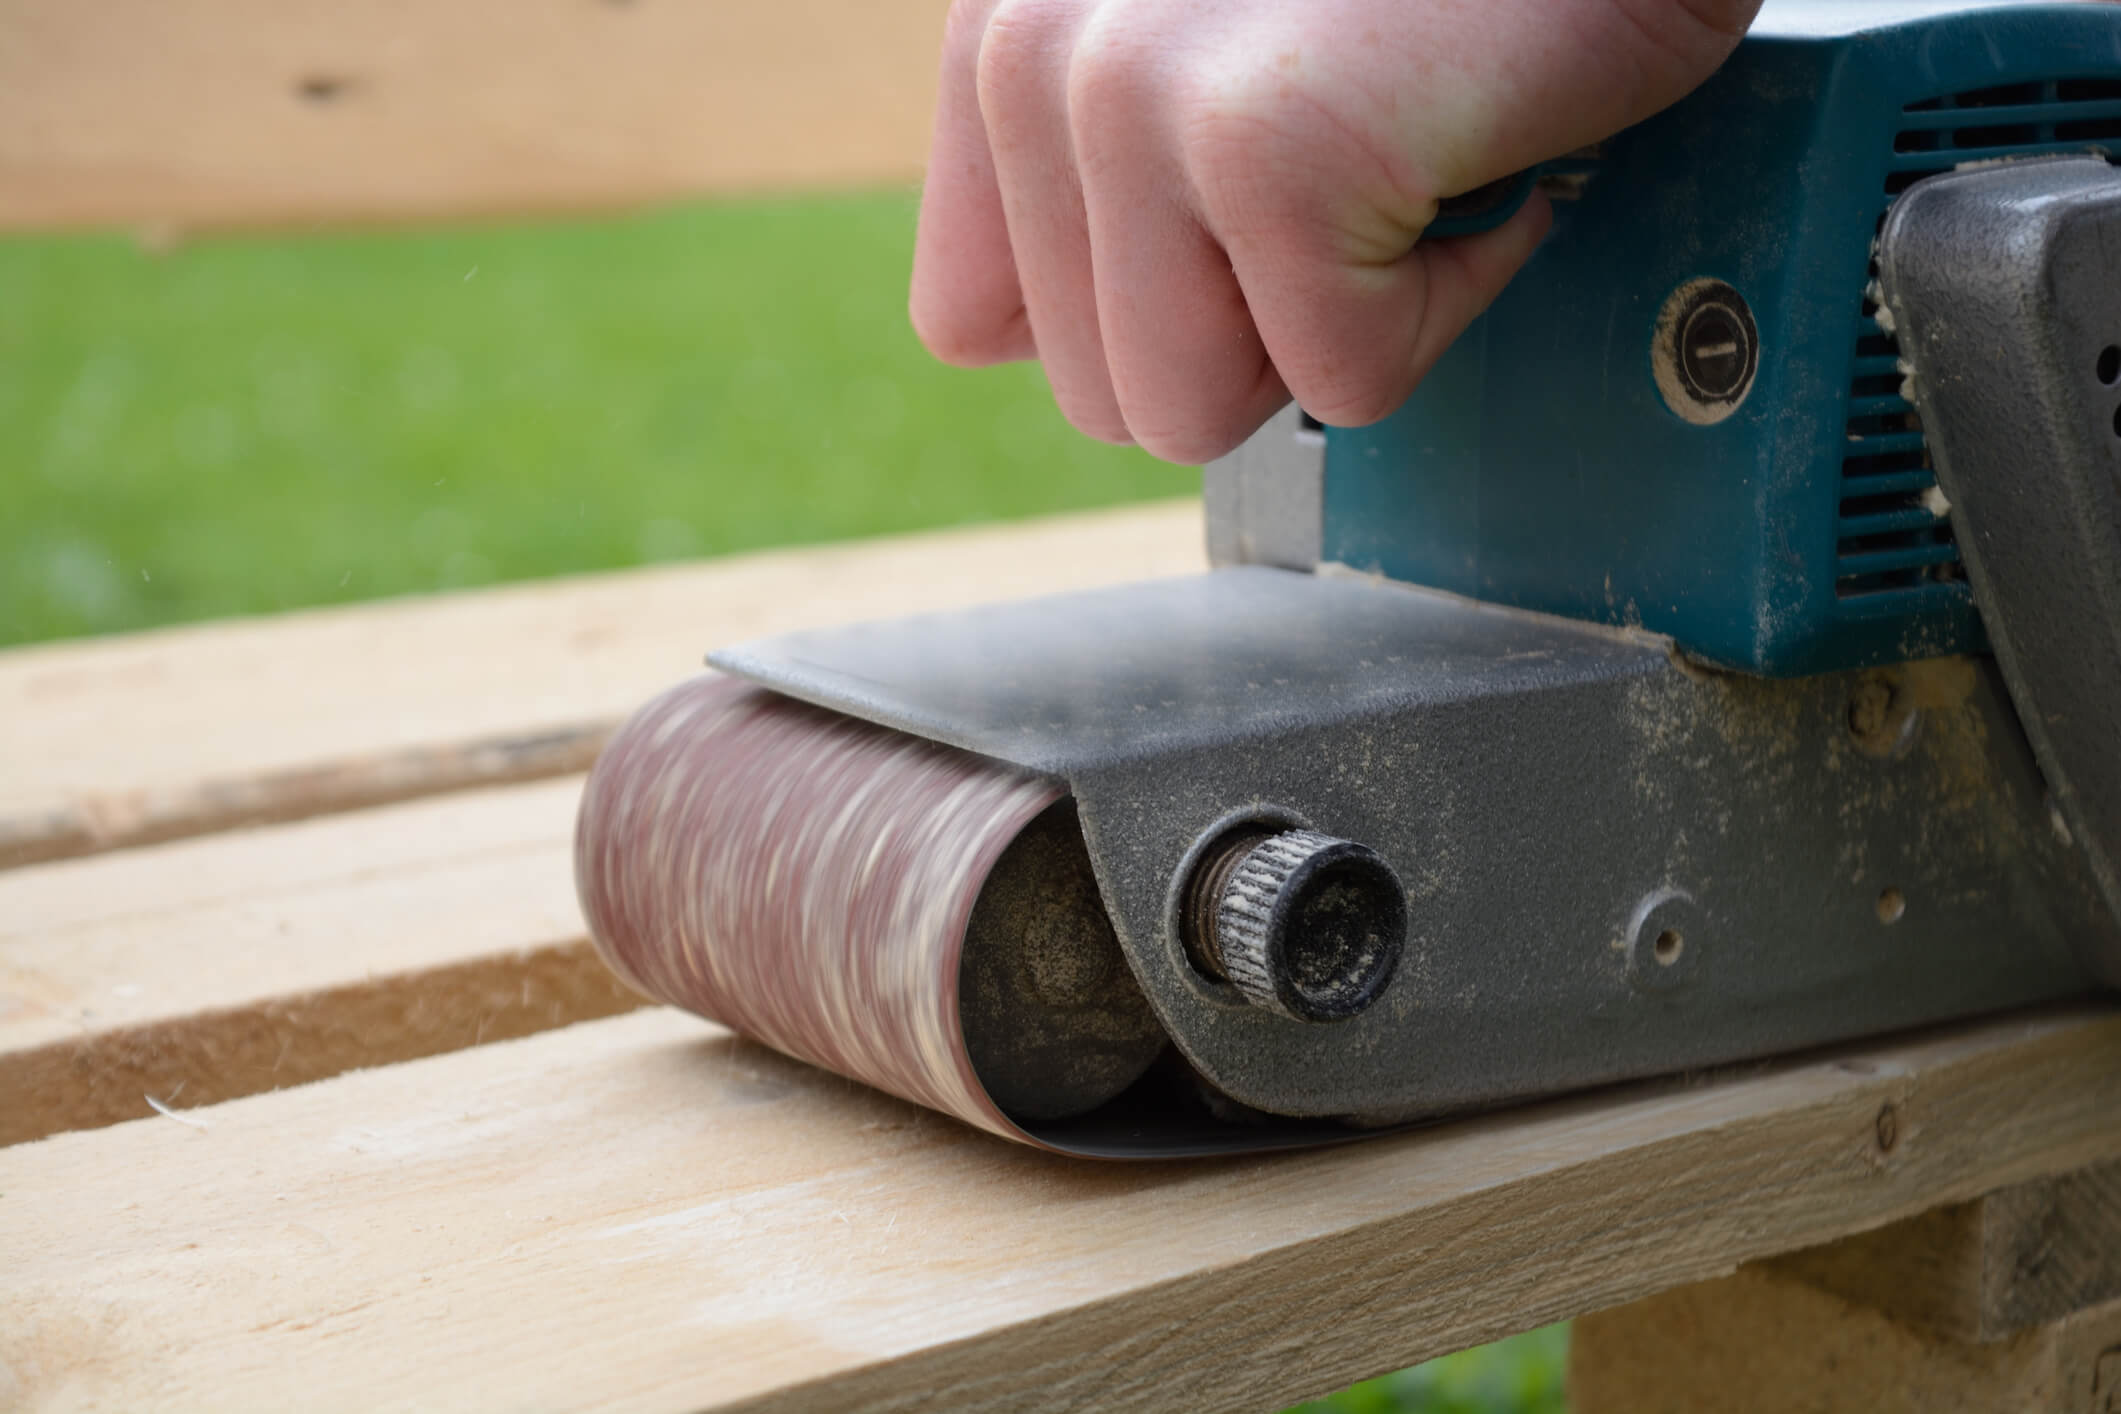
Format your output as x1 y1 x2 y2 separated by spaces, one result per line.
1566 1266 2113 1414
0 498 1205 872
0 938 644 1147
0 498 1202 667
1763 1200 1990 1340
1766 1155 2121 1343
1 1005 2114 1410
0 723 612 874
1981 1160 2121 1338
721 1008 2121 1412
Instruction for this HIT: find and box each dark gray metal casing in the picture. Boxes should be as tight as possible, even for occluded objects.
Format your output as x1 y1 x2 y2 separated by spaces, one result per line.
714 569 2110 1120
1878 159 2121 985
1203 404 1322 572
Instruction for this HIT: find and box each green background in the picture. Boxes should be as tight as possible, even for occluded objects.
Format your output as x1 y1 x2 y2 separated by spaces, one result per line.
0 190 1568 1411
2 190 1183 647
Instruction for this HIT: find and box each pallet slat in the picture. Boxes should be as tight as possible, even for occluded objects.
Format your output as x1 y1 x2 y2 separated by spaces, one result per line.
1768 1157 2121 1342
0 778 640 1146
0 0 954 231
3 1004 2118 1411
1572 1272 2121 1412
0 502 1205 870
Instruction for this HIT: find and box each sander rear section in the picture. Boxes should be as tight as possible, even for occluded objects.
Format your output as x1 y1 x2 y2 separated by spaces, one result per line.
577 2 2121 1157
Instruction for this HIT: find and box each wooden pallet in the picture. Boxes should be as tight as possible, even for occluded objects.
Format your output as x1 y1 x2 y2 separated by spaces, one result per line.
5 503 2119 1412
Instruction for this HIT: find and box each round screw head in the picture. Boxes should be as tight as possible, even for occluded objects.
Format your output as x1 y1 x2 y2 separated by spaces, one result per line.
1652 278 1759 425
1211 829 1407 1023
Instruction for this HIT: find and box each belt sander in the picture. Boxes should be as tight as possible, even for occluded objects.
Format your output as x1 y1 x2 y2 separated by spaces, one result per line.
577 1 2121 1157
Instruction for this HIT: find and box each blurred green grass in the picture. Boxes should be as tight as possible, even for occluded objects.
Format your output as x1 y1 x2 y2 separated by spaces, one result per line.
0 189 1570 1411
0 189 1186 646
1293 1328 1569 1414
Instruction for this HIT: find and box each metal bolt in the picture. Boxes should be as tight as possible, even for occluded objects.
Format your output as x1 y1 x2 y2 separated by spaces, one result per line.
1183 827 1407 1023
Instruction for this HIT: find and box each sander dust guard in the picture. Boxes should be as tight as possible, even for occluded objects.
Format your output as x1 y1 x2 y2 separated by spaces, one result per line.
576 1 2121 1157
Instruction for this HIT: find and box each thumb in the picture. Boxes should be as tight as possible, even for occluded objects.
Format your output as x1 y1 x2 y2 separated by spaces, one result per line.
1412 0 1765 196
1226 189 1554 428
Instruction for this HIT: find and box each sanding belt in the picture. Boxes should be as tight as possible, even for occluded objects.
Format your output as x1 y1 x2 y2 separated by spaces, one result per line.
579 674 1332 1156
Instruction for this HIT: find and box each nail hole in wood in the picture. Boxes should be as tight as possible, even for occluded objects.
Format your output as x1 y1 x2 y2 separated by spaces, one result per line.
295 75 352 104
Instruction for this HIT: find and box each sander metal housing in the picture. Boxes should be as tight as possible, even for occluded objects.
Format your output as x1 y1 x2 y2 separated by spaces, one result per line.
577 1 2121 1157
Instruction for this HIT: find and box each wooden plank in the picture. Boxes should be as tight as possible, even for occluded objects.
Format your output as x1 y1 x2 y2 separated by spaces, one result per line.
3 1003 2118 1412
0 777 643 1147
1570 1265 2121 1413
1769 1159 2121 1343
0 501 1205 870
0 0 953 232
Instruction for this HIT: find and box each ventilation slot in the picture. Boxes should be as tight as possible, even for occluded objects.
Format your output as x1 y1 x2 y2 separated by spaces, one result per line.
1836 77 2121 604
1832 292 1955 601
1884 79 2121 193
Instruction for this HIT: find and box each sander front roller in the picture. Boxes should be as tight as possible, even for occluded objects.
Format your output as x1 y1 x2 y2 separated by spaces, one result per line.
577 675 1171 1149
578 5 2121 1157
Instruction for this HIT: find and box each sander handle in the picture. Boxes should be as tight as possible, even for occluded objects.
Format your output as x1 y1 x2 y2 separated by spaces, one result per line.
1879 157 2121 978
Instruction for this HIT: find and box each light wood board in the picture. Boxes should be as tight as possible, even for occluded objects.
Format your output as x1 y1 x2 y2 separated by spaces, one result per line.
0 501 1205 870
1769 1157 2121 1343
4 1003 2119 1412
1572 1267 2121 1413
0 777 652 1146
0 0 954 232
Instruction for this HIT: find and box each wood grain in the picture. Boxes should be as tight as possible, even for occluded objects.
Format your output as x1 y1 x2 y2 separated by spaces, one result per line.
0 0 954 232
1571 1265 2121 1413
3 1003 2118 1412
0 501 1205 871
1769 1158 2121 1343
0 777 647 1146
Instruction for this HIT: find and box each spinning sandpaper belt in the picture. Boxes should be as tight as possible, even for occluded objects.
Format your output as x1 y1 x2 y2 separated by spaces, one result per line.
578 3 2121 1157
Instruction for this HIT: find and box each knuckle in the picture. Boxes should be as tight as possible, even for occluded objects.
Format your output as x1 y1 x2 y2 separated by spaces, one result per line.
939 0 997 66
1181 93 1280 182
1063 14 1155 126
1177 88 1321 228
976 0 1075 111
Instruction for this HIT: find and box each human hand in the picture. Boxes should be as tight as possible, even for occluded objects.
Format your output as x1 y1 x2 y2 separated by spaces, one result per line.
910 0 1760 463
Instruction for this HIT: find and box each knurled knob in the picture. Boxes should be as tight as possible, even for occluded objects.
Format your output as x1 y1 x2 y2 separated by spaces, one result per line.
1187 827 1407 1023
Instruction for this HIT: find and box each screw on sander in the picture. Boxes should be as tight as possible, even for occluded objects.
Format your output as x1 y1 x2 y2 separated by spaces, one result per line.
1183 828 1407 1023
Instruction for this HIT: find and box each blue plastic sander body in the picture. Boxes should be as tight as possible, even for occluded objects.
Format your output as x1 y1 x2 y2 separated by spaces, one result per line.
1338 1 2121 675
